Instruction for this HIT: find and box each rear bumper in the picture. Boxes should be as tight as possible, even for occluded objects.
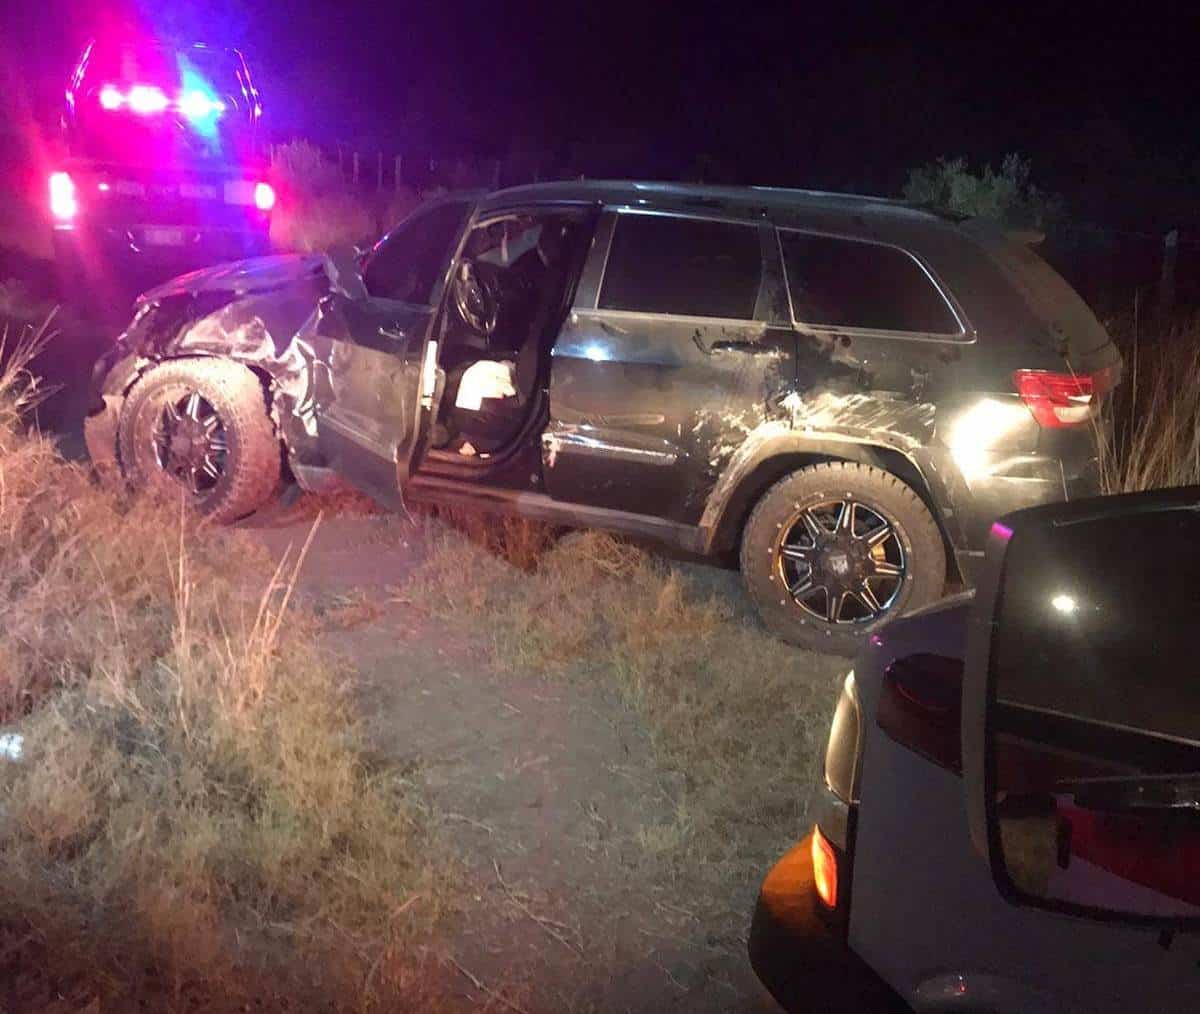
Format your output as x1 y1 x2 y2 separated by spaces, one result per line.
749 835 905 1013
54 221 270 266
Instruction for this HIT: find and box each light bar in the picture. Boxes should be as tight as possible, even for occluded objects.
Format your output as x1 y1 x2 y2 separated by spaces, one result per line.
178 90 226 121
97 83 226 121
128 84 170 114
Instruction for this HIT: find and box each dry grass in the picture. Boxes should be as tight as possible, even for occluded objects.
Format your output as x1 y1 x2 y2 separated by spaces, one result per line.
404 516 845 917
0 326 447 1010
1099 314 1200 493
268 140 375 252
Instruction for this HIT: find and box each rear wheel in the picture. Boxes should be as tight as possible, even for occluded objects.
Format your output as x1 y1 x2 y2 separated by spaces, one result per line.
740 462 945 654
117 358 281 523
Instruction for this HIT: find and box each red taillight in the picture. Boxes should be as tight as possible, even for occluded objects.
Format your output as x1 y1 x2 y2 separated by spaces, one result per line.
877 653 964 774
253 181 276 212
811 827 839 908
1013 367 1116 429
49 172 77 220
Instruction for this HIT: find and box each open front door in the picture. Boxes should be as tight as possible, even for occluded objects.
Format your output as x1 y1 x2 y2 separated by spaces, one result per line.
307 198 474 506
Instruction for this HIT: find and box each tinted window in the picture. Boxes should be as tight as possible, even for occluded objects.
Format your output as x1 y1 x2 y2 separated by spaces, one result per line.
599 214 762 319
780 231 960 334
364 202 470 303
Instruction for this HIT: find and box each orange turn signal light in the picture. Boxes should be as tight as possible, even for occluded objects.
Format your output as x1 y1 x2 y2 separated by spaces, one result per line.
811 826 838 909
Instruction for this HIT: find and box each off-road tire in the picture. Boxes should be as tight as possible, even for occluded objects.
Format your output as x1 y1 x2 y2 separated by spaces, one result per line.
117 358 281 523
740 461 946 654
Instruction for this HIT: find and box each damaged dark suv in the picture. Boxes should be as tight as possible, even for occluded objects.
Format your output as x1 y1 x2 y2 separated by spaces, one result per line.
85 181 1121 652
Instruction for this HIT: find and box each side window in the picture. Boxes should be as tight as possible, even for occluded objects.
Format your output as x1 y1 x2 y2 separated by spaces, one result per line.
363 201 470 304
598 214 762 320
779 230 961 335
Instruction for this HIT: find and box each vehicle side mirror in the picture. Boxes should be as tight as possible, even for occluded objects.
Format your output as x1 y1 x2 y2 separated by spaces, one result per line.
324 244 369 301
963 489 1200 926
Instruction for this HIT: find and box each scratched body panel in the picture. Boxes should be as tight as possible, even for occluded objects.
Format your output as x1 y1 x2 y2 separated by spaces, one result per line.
546 308 795 524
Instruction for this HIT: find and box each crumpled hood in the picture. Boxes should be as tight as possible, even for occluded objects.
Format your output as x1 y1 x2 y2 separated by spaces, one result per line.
138 254 330 303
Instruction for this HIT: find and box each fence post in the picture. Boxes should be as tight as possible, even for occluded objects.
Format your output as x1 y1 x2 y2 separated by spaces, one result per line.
337 145 344 180
377 151 383 190
491 159 501 189
395 154 402 189
1158 228 1179 328
352 151 360 186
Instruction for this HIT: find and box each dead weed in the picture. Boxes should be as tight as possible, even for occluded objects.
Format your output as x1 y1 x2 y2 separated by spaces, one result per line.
0 326 449 1010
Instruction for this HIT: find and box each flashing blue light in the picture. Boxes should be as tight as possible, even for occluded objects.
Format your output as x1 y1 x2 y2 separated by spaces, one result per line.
179 90 226 121
175 56 224 141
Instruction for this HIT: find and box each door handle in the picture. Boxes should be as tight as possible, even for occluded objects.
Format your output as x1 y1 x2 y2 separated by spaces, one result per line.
378 326 407 342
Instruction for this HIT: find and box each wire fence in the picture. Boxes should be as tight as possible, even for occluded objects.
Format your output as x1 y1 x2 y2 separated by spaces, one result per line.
267 142 564 194
267 140 1200 317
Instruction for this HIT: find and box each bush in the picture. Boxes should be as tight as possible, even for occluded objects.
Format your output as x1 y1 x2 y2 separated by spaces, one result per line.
0 325 445 1009
271 188 375 253
903 153 1063 230
269 141 375 252
269 139 344 197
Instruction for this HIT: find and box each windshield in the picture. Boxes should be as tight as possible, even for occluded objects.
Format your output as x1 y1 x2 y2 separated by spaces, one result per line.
70 42 260 166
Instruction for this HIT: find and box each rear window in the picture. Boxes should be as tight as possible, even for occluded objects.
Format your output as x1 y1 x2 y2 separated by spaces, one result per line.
71 43 257 165
962 220 1112 356
599 214 762 319
83 44 246 99
779 230 961 335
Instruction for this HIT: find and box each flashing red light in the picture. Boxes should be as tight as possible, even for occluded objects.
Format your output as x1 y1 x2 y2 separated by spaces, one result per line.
253 181 276 212
98 84 123 110
49 172 78 220
127 84 170 115
1012 367 1116 429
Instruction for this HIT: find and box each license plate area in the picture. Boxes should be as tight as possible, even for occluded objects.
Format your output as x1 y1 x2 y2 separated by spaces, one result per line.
143 227 185 246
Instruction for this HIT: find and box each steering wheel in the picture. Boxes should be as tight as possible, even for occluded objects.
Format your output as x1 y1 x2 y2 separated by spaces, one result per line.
453 260 499 337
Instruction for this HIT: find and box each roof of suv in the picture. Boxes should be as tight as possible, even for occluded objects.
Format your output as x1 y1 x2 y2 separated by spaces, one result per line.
480 179 950 230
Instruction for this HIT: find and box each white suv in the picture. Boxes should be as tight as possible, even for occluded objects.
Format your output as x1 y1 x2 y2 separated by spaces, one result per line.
750 488 1200 1013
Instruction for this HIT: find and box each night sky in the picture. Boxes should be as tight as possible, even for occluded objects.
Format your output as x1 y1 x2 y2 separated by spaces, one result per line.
4 2 1199 226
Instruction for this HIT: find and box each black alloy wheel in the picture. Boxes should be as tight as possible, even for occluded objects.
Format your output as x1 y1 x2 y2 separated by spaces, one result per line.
151 389 230 495
773 498 906 624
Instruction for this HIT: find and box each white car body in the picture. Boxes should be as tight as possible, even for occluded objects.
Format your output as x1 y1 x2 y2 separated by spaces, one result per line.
750 593 1200 1012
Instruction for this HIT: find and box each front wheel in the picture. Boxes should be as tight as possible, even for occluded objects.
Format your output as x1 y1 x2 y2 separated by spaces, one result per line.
740 462 946 654
117 358 282 523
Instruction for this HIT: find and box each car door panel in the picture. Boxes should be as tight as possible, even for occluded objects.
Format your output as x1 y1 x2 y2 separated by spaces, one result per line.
304 198 473 501
547 311 794 523
304 293 434 503
543 213 796 525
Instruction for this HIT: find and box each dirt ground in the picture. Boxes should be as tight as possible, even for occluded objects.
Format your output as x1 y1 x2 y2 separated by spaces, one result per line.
249 505 785 1013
